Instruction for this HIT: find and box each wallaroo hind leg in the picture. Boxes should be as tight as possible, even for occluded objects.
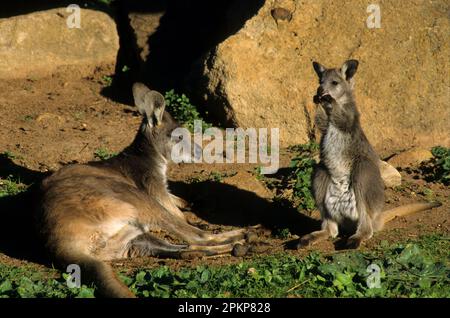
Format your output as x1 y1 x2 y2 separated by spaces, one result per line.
127 233 245 259
345 208 373 249
169 193 190 210
296 163 337 249
296 219 339 248
161 217 250 246
345 159 383 249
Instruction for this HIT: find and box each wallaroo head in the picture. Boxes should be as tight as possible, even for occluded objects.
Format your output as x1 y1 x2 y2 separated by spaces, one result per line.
312 60 359 105
132 82 200 162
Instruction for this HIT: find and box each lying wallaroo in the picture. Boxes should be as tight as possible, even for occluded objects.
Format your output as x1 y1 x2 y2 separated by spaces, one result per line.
297 60 441 250
35 83 254 298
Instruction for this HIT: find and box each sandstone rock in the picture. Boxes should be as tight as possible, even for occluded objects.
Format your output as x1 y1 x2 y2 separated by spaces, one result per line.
190 0 450 151
223 171 272 199
387 148 434 168
0 8 119 79
36 113 64 124
379 160 402 188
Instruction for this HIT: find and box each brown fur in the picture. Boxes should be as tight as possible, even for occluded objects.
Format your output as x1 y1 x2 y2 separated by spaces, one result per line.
35 83 252 297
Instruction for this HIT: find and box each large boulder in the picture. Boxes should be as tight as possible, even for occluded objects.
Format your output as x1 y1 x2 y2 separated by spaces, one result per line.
0 8 119 79
190 0 450 151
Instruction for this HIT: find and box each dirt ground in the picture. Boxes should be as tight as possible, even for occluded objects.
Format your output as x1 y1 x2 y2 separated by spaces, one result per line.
0 65 448 274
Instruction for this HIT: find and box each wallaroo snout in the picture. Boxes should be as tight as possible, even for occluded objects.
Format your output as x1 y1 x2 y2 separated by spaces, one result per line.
296 60 441 250
35 83 258 298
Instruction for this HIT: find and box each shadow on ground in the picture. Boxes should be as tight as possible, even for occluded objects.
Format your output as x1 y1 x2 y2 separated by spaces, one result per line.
0 155 320 264
170 180 320 237
0 155 49 264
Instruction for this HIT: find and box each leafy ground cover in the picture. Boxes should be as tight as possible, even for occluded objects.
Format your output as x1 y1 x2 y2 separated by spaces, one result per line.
0 234 447 298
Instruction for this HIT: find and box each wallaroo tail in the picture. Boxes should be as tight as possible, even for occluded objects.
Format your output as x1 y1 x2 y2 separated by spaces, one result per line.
296 59 442 250
67 254 134 298
377 202 441 226
35 83 257 297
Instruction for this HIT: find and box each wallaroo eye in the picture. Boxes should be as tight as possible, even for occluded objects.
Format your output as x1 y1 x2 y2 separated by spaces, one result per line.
332 81 339 86
172 134 183 141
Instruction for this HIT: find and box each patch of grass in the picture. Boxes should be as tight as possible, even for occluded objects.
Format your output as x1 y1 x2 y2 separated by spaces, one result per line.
0 176 28 198
0 265 94 298
0 235 447 298
401 146 450 186
208 171 226 183
23 115 35 122
94 0 116 6
2 151 20 160
101 75 113 87
187 171 236 184
273 228 291 239
253 166 269 182
289 142 320 212
257 142 319 215
429 146 450 185
73 111 85 121
419 187 435 201
164 90 211 132
94 147 117 161
99 64 129 87
122 234 449 298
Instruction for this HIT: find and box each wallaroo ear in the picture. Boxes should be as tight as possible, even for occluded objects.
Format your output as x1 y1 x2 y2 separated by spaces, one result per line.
132 82 166 126
312 61 326 78
151 92 166 126
341 60 359 81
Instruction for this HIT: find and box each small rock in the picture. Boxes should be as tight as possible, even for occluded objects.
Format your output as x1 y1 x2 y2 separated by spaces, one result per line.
271 7 293 22
36 113 64 124
379 160 402 188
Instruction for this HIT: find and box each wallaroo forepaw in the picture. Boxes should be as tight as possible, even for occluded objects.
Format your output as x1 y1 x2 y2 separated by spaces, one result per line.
232 243 249 257
300 60 442 251
35 83 253 298
245 231 259 243
295 237 312 249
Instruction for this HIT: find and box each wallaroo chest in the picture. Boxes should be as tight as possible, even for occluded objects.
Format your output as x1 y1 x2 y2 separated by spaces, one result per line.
322 123 358 222
322 123 353 179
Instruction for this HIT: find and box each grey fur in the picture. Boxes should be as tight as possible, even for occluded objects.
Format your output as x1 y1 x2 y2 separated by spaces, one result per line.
297 60 384 249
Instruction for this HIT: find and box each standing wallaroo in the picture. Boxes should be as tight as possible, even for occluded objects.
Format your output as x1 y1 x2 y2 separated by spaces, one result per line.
296 60 441 250
35 83 255 298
